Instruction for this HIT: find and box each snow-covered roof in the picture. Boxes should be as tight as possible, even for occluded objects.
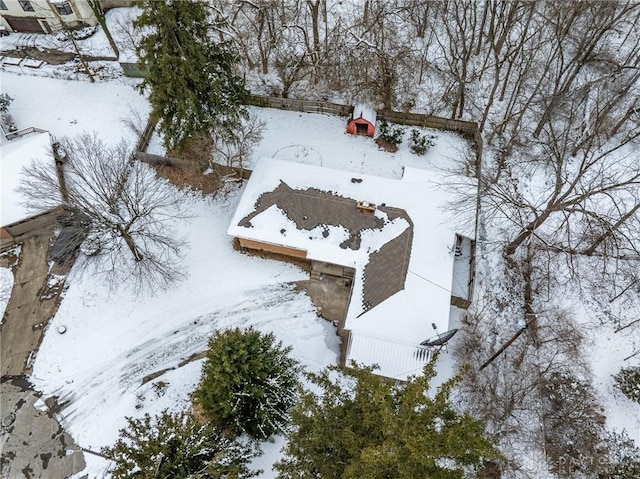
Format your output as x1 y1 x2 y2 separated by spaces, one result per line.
1 132 52 227
352 103 376 124
228 158 475 380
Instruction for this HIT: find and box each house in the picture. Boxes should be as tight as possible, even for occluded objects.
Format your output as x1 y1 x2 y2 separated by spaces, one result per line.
228 158 477 381
0 0 98 34
346 104 376 137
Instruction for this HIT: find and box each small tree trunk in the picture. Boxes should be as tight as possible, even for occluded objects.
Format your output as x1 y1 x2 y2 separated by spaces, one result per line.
117 225 144 262
581 203 640 256
89 1 119 59
52 142 70 203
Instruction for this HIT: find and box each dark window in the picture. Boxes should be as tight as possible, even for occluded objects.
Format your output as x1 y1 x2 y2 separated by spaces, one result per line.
18 0 34 12
56 2 73 16
0 1 7 11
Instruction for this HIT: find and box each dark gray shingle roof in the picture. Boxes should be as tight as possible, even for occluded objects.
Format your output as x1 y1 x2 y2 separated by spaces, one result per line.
238 182 413 313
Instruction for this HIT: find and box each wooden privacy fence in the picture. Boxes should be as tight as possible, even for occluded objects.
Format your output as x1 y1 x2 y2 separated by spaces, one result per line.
246 95 353 117
136 116 158 153
376 109 477 137
245 95 478 136
377 109 482 169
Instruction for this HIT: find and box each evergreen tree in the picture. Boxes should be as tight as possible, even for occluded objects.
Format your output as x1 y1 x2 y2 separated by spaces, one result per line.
275 361 498 479
135 0 247 151
193 327 301 440
600 430 640 479
104 410 258 479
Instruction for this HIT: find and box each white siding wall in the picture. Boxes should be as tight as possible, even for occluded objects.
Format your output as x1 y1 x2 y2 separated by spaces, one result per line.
0 0 96 32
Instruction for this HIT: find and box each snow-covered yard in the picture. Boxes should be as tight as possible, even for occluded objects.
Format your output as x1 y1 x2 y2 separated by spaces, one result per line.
0 72 147 144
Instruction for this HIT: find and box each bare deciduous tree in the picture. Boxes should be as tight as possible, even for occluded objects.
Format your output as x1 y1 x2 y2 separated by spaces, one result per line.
18 133 187 292
210 113 265 179
493 99 640 258
454 249 596 477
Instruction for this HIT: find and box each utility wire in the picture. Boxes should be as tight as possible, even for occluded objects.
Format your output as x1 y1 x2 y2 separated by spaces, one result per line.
408 269 453 295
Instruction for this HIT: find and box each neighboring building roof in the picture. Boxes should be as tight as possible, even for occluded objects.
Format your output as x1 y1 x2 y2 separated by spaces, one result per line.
352 104 376 124
228 158 476 380
1 131 52 226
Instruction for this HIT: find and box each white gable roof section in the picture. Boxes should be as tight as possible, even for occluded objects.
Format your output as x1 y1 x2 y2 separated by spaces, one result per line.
1 131 52 227
352 104 377 124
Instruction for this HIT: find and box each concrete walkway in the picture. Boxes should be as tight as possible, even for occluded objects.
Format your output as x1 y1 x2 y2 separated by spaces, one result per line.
1 231 86 479
2 235 64 377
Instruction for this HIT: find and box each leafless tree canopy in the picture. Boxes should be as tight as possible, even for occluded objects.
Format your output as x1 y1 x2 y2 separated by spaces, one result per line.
18 133 187 292
210 113 265 176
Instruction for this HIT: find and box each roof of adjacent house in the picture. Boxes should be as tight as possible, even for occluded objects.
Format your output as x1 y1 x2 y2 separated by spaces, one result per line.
228 158 476 380
1 131 52 227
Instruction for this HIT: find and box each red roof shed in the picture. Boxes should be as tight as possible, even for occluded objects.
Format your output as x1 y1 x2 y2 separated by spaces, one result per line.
347 104 376 137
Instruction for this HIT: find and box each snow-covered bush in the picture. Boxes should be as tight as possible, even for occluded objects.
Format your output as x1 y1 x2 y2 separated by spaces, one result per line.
0 93 16 133
103 410 259 478
54 25 97 42
377 120 404 145
193 327 301 440
409 129 437 155
614 366 640 404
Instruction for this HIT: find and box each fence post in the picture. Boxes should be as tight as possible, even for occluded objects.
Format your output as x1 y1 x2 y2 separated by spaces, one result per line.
52 142 69 204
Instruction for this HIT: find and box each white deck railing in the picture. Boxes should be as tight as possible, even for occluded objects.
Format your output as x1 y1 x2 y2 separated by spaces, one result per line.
345 331 434 381
4 126 47 141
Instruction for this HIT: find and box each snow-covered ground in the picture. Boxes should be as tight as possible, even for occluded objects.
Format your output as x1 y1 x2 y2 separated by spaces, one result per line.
0 72 147 144
0 267 13 320
249 107 468 180
31 191 340 478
